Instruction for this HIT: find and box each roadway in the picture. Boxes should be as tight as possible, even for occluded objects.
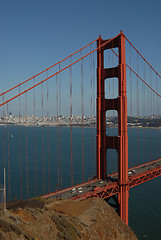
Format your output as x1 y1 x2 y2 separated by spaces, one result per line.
41 179 106 200
109 158 161 181
41 158 161 201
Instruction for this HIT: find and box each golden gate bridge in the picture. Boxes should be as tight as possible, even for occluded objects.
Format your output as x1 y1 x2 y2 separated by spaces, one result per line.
0 31 161 225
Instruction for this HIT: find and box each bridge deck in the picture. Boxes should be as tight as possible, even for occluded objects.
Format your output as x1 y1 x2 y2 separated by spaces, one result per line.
42 158 161 201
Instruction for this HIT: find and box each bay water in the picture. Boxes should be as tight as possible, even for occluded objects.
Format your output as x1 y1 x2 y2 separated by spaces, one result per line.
0 125 161 240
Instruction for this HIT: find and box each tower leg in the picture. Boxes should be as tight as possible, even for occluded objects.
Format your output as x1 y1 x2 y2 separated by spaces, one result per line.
117 32 129 225
96 31 129 224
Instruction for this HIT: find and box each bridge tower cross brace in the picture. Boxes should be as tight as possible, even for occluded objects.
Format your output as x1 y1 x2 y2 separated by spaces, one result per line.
96 31 129 225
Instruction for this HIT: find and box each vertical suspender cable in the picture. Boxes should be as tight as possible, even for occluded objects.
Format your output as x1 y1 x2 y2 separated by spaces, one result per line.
90 45 93 179
108 50 111 173
41 83 45 194
7 103 10 201
70 57 73 186
81 50 85 182
153 89 154 158
150 68 152 161
141 62 143 162
156 75 159 158
47 71 50 193
130 44 132 168
25 92 29 199
2 97 6 206
153 75 155 124
148 67 150 162
19 86 22 199
33 78 37 196
143 62 146 164
137 53 139 166
148 67 150 160
3 96 5 171
59 64 62 189
93 51 96 176
56 74 59 190
153 74 155 120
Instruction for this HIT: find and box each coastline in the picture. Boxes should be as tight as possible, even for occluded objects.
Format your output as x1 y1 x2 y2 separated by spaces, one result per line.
0 123 161 129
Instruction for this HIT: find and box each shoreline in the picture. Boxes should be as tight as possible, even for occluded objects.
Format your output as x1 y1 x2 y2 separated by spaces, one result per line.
0 123 161 129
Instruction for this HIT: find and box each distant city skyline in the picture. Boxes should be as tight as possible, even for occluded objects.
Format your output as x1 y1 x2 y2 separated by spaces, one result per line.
1 113 161 128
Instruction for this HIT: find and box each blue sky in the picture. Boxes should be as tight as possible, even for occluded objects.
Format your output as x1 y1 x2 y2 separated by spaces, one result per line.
0 0 161 116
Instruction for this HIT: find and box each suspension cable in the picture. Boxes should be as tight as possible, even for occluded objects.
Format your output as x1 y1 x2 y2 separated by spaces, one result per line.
56 73 59 190
25 92 29 198
7 103 10 201
81 50 85 183
59 64 62 189
129 43 133 168
90 45 93 178
19 86 22 199
93 51 96 176
0 39 99 98
70 56 73 186
47 70 50 193
110 49 161 98
3 96 5 169
33 77 37 196
0 34 121 108
125 36 161 78
41 82 45 194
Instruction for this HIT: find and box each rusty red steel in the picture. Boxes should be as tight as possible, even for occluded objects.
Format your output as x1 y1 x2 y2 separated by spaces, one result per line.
129 166 161 188
125 36 161 79
1 32 160 109
0 34 121 108
110 49 161 98
71 165 161 201
1 30 161 227
71 183 119 200
96 31 129 225
0 38 99 98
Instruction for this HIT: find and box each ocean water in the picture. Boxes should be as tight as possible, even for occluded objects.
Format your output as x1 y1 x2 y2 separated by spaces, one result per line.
0 125 161 240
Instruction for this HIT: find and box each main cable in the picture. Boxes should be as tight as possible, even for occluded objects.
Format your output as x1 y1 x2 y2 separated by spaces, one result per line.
0 39 99 97
0 34 121 108
110 49 161 98
125 36 161 78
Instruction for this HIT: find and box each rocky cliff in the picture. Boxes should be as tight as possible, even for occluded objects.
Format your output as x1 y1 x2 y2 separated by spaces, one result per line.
0 198 137 240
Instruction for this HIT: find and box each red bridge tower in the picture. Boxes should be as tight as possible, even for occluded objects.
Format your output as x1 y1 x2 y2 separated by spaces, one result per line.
96 31 129 224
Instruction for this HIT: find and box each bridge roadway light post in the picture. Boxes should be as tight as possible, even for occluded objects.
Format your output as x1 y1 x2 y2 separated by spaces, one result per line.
96 31 129 225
